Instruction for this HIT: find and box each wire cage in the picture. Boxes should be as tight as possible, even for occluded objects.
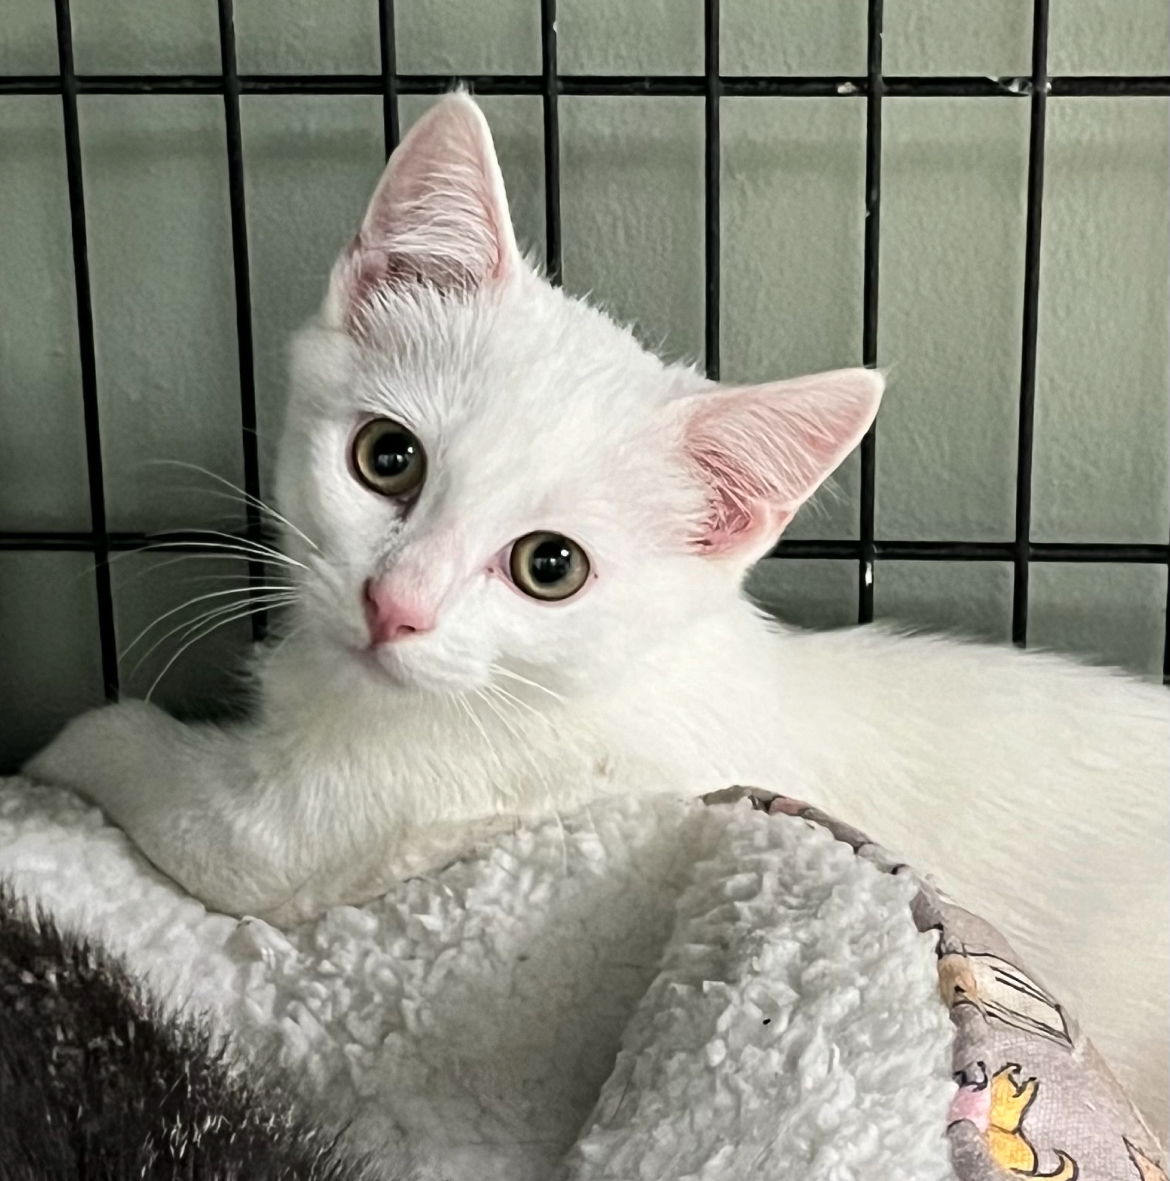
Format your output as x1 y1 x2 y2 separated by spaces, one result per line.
0 0 1167 770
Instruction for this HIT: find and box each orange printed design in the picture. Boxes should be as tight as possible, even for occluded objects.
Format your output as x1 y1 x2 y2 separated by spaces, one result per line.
949 1062 1078 1179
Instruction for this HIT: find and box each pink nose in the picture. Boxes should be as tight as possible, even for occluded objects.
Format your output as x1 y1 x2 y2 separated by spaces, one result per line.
362 578 435 646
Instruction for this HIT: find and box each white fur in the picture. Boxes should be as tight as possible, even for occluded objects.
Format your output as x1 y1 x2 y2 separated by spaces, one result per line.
22 94 1169 1134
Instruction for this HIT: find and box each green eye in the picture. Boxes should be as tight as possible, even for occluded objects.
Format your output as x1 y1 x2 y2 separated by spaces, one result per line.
509 532 590 601
352 418 426 497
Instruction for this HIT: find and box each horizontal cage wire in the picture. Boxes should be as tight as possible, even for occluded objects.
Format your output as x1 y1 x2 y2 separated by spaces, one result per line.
0 0 1167 702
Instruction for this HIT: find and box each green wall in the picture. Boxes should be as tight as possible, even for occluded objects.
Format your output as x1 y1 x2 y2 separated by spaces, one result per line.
1 1 1167 767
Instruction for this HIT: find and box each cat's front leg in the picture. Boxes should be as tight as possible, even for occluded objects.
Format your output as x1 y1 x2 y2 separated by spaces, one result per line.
25 700 189 821
23 701 302 917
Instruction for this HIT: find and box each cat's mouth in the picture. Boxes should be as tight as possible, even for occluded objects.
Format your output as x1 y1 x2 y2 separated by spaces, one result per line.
349 634 482 694
353 642 420 687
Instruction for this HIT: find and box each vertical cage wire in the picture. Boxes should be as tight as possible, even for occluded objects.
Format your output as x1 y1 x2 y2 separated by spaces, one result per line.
1165 523 1170 680
703 0 721 381
378 0 400 154
539 0 563 285
857 0 883 624
51 0 119 700
1012 0 1051 648
216 0 266 641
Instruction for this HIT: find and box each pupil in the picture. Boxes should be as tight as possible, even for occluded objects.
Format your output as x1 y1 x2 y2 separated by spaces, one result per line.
530 539 572 584
373 432 413 477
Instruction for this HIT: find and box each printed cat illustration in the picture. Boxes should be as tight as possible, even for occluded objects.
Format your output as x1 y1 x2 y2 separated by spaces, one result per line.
950 1062 1078 1180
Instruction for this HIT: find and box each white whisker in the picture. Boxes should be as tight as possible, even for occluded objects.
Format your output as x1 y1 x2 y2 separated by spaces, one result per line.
144 598 289 702
127 592 297 677
119 583 296 661
458 692 520 792
491 664 564 703
140 537 307 571
150 527 300 562
143 459 321 553
455 693 494 754
115 554 265 589
270 623 304 656
489 682 541 721
475 686 523 743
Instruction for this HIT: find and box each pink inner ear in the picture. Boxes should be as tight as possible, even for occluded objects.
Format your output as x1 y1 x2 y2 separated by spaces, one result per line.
332 94 518 331
688 434 792 556
680 369 884 559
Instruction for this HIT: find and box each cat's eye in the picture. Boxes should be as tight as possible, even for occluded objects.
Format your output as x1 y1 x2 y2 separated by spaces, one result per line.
352 418 426 498
509 532 591 601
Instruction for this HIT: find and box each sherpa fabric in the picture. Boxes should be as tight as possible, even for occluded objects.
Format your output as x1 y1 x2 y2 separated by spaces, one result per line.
0 777 954 1180
0 777 1164 1181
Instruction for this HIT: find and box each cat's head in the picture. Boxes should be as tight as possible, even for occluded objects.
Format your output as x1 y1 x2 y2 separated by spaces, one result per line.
277 94 882 698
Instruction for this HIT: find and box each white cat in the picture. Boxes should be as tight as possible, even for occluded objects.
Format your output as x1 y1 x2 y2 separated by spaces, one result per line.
24 94 1168 1132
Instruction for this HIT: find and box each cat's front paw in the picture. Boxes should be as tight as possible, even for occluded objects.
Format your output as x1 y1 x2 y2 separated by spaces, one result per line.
23 700 177 814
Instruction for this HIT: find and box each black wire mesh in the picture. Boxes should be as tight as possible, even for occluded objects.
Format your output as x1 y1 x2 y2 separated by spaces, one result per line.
858 0 882 624
1012 0 1049 649
215 0 265 643
2 0 1168 700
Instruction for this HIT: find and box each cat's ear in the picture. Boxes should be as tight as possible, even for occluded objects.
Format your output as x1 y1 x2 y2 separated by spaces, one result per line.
672 368 883 560
325 92 520 329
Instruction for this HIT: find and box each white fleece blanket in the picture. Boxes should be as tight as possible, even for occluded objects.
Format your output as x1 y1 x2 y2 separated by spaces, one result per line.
0 778 957 1181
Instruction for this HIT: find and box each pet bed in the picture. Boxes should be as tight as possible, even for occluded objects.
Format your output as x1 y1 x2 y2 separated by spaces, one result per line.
0 777 1162 1181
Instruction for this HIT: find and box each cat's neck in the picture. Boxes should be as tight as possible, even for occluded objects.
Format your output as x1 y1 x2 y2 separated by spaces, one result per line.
248 598 793 820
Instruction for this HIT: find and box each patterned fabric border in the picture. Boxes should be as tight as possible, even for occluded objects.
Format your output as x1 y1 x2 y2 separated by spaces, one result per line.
702 786 1167 1181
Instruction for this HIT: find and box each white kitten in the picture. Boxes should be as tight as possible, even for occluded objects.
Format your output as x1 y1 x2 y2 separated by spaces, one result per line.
25 93 1168 1131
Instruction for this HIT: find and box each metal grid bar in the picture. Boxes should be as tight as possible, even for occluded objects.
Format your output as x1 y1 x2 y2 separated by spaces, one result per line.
703 0 720 380
2 13 1167 686
3 74 1169 98
2 532 1163 565
216 0 266 641
51 0 119 700
1165 522 1170 680
539 0 562 285
857 0 883 624
377 0 400 153
1010 0 1050 648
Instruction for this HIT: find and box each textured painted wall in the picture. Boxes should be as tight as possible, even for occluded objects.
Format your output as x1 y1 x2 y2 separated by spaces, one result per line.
1 1 1167 768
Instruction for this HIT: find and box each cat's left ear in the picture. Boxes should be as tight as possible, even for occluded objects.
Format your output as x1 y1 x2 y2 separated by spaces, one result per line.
671 368 884 561
325 92 520 330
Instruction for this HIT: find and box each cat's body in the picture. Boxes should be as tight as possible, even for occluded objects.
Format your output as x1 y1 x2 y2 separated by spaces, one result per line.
22 94 1169 1134
30 605 1170 1120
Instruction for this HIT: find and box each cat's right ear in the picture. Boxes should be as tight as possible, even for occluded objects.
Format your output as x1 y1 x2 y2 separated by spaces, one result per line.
323 93 520 332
